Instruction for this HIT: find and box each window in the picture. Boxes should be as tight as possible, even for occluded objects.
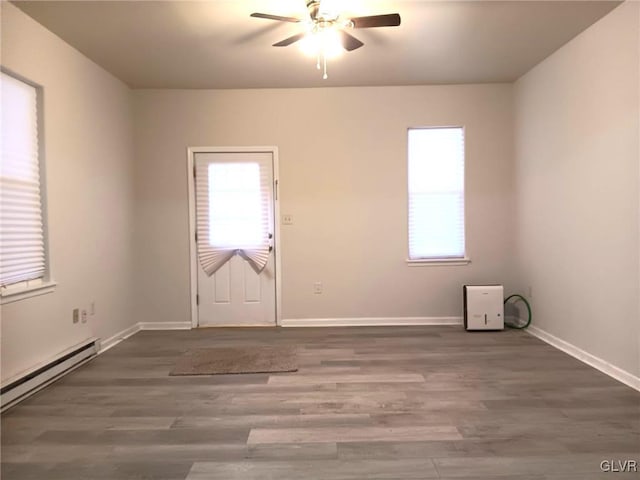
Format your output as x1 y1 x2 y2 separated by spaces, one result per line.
208 162 265 248
0 71 53 302
407 127 467 263
194 153 273 276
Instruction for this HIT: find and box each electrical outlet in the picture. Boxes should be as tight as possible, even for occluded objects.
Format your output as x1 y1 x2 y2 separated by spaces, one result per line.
90 301 96 315
313 281 323 294
81 309 88 323
72 308 79 324
282 214 294 225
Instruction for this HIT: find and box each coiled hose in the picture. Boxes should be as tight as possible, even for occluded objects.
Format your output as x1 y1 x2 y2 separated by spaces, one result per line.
503 294 532 329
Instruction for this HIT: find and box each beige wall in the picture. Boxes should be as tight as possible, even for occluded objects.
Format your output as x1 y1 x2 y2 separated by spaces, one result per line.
133 84 516 323
514 1 640 376
1 3 136 382
2 0 637 390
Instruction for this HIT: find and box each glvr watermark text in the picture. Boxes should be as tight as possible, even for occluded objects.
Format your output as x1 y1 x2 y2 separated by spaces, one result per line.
600 459 638 473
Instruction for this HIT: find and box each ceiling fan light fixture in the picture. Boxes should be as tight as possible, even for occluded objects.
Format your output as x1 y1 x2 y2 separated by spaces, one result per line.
299 28 344 59
251 2 401 80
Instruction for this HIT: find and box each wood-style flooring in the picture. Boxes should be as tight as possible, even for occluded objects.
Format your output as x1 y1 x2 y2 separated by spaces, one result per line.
1 326 639 479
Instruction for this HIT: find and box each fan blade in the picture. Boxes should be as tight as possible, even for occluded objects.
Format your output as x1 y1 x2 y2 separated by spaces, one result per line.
338 30 364 52
350 13 401 28
250 12 301 23
273 32 306 47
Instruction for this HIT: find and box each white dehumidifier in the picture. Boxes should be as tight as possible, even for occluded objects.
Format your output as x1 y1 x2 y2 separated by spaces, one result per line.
463 285 504 331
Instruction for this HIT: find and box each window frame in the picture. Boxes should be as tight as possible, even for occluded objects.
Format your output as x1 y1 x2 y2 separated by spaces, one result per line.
0 68 55 304
406 125 470 267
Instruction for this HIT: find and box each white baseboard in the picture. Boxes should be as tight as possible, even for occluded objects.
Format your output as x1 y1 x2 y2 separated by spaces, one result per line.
98 321 191 353
138 321 192 330
281 317 463 327
98 323 141 353
527 325 640 392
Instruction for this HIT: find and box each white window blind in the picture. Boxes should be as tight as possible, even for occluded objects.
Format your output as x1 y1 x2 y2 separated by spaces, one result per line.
0 72 46 287
208 162 267 248
195 156 272 275
408 127 465 260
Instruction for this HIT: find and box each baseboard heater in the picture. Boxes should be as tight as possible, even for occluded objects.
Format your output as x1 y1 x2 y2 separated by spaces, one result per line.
0 339 97 412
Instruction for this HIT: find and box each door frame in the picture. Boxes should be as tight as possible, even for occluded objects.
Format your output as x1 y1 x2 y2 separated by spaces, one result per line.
186 146 282 328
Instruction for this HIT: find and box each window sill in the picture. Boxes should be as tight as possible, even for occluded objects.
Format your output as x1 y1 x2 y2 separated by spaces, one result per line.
406 257 471 267
1 280 57 305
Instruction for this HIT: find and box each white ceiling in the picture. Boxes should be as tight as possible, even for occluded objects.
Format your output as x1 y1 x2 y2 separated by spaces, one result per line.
11 0 621 89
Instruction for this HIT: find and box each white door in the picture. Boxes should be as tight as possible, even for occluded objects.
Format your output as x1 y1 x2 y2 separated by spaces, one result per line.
194 150 276 327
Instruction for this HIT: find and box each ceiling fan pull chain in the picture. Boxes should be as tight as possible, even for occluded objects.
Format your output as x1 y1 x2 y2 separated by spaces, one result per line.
323 52 328 79
316 52 321 70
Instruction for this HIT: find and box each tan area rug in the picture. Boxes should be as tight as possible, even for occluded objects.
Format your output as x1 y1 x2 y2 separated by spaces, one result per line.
169 346 298 376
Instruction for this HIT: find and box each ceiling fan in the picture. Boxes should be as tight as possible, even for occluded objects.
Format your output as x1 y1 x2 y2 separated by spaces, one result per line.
250 0 401 78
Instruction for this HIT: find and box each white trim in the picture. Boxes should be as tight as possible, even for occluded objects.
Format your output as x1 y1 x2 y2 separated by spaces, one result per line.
0 280 57 304
273 151 282 327
186 146 281 329
98 322 192 353
187 147 198 328
281 317 463 327
527 325 640 392
138 321 192 330
97 323 141 353
406 258 471 266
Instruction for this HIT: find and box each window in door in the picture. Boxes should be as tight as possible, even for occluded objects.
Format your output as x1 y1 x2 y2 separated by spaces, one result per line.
208 162 266 248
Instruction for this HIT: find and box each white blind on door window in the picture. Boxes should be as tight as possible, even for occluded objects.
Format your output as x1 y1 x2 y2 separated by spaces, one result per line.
0 72 45 286
195 159 272 275
408 127 465 259
208 162 267 248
